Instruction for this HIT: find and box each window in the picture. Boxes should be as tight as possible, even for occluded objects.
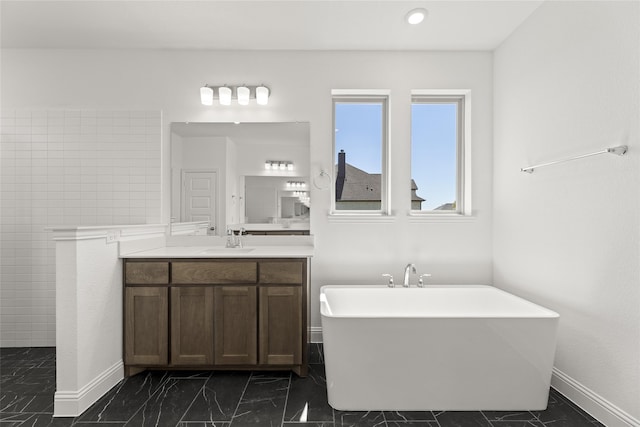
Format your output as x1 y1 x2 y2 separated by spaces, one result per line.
332 92 389 214
410 92 469 215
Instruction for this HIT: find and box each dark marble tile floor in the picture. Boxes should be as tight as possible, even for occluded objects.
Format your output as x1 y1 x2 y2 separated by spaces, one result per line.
0 345 604 426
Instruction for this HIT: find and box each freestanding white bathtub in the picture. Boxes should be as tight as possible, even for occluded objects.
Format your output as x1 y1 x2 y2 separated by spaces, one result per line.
320 285 559 411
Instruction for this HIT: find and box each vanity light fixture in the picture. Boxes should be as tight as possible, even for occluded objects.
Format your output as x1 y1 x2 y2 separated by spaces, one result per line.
200 86 214 106
406 8 428 25
256 85 270 105
219 86 232 106
237 86 250 105
199 84 270 106
265 160 293 171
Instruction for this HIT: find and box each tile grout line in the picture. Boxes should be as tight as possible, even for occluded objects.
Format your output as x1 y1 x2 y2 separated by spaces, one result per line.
175 377 208 427
228 371 253 425
279 374 293 427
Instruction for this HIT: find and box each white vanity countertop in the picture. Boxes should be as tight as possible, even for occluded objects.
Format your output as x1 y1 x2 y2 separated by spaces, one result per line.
121 245 314 258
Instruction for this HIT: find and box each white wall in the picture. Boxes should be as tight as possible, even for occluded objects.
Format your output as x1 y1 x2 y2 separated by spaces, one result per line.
52 224 167 416
1 49 494 343
493 1 639 424
0 109 161 347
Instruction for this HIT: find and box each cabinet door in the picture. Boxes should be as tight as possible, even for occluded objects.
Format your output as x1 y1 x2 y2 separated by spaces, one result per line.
259 286 302 365
214 286 257 365
125 287 168 366
171 287 214 366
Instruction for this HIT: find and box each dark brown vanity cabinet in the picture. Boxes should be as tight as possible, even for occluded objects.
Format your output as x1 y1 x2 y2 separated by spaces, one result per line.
214 286 257 365
170 286 214 365
123 258 307 376
124 286 168 366
259 286 302 365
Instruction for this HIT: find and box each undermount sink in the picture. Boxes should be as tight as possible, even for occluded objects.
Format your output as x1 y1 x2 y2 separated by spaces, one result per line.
200 247 255 254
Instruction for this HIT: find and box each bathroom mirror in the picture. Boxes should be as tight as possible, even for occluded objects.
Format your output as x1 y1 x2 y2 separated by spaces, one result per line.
170 122 310 236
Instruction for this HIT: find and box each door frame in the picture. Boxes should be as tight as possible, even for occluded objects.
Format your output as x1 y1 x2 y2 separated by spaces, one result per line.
181 169 220 234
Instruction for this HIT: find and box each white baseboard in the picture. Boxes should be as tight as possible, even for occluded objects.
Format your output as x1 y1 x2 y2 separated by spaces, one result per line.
552 367 639 427
309 326 323 343
54 360 124 417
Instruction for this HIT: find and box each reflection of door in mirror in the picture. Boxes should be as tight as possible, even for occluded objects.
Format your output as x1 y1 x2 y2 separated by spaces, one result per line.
182 170 217 233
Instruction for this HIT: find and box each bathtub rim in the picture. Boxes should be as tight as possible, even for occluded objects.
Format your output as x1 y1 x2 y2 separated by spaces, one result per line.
319 284 560 319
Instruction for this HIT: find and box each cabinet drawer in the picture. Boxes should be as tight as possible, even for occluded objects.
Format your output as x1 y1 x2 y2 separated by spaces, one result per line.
259 261 304 285
125 262 169 285
172 261 257 284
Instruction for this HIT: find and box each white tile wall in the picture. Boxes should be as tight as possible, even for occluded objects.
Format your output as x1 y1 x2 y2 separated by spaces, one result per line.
0 109 162 347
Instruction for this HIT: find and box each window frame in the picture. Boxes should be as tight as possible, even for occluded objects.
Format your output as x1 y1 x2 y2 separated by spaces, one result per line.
330 90 391 217
409 89 472 218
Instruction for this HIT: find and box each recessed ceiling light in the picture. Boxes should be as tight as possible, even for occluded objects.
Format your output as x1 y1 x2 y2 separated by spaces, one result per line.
406 8 428 25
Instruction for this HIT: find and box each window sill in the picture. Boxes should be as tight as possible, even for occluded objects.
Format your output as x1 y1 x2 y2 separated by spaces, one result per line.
408 213 476 223
327 213 397 224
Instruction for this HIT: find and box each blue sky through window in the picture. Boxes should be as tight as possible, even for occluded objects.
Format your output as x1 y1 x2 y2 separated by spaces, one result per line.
411 103 457 210
334 103 382 174
334 100 457 210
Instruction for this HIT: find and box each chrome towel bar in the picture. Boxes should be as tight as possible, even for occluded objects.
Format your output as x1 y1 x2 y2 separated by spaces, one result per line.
521 145 628 173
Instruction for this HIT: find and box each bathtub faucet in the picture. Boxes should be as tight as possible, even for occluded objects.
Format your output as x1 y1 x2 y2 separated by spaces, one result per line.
403 263 417 287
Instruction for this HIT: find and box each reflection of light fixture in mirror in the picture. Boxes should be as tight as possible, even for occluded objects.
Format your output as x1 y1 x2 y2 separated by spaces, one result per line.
237 86 250 105
265 160 293 171
199 84 270 106
287 181 306 188
218 86 232 106
200 86 213 106
256 85 270 105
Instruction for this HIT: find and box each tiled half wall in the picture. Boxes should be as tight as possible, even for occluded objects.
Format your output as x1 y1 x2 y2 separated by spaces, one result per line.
0 109 162 347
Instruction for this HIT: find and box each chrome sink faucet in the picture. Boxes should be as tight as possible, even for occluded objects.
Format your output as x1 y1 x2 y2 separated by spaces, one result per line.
237 227 245 248
225 229 236 248
403 263 416 287
225 228 245 248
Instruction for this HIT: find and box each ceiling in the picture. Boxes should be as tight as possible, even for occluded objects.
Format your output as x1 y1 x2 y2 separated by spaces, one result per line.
0 1 543 51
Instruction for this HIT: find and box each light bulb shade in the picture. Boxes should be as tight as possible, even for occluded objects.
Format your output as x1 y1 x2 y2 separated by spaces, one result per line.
200 86 213 106
237 86 250 105
406 8 427 25
219 86 232 106
256 86 269 105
